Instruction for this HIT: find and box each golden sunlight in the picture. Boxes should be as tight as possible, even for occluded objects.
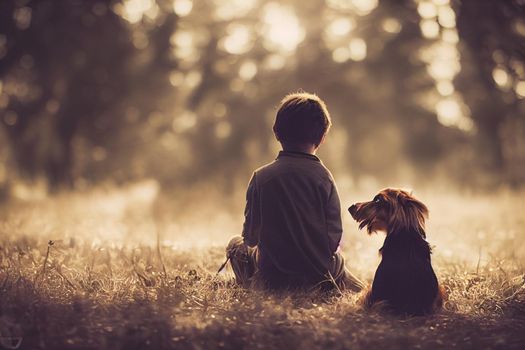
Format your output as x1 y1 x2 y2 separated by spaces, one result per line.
115 0 159 23
427 59 459 81
492 67 510 89
416 0 469 130
214 0 258 21
436 98 460 125
170 30 198 62
348 38 367 61
239 60 258 81
351 0 379 16
420 19 440 39
516 81 525 98
441 28 459 44
436 98 472 131
322 0 379 16
417 1 438 19
261 3 305 53
172 111 197 133
437 6 456 29
332 47 351 63
436 80 454 96
185 70 202 88
172 0 193 17
327 18 356 37
381 18 402 34
220 24 253 55
432 0 450 5
263 54 286 70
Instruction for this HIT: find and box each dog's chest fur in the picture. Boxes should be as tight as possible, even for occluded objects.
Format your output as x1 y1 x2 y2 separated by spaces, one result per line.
371 230 439 315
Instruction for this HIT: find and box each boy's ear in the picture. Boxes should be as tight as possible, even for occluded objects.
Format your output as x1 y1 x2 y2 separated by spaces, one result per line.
317 134 326 147
273 126 281 141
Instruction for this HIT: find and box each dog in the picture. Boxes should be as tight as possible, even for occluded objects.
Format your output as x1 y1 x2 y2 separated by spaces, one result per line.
348 188 443 316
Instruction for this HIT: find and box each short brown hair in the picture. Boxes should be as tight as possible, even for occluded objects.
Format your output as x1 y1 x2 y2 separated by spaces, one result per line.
273 92 331 146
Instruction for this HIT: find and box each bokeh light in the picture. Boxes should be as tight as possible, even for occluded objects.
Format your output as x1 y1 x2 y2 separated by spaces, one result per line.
0 0 523 202
261 3 305 53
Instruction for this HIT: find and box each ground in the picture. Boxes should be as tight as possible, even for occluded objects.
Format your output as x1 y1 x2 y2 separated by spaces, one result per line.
0 182 524 349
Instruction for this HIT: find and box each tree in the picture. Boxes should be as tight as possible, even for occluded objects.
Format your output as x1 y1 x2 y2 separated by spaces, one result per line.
0 0 178 190
455 0 525 185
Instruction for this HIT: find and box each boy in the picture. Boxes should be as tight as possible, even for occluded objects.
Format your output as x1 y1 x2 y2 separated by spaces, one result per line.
227 92 364 292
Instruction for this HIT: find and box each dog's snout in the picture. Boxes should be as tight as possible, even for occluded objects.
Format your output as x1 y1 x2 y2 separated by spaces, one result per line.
348 204 357 216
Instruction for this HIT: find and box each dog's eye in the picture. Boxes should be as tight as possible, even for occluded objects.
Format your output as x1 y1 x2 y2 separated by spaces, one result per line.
373 195 382 203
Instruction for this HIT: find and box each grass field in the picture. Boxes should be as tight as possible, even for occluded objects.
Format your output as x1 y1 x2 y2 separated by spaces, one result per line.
0 182 524 349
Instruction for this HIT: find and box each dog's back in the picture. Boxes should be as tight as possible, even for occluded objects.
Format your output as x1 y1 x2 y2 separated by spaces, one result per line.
367 230 440 316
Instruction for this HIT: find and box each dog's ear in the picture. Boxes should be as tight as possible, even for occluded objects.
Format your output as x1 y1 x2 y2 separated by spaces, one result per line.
388 192 428 237
406 197 429 238
399 188 414 196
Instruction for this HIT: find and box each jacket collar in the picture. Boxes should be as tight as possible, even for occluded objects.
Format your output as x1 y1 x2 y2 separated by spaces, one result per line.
277 150 321 162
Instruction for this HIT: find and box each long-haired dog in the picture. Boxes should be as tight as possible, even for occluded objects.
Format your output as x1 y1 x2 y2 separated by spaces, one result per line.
348 188 443 316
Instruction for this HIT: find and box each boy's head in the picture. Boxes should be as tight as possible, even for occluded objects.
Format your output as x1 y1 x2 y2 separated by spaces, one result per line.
273 92 331 148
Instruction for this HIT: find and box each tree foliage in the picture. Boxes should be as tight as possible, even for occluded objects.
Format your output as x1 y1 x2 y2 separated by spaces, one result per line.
0 0 524 192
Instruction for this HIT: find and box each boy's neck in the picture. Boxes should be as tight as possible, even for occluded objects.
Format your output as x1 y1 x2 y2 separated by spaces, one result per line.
281 142 318 155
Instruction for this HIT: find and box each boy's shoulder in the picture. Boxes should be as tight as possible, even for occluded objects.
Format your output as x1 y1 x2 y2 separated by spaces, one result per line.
253 152 335 186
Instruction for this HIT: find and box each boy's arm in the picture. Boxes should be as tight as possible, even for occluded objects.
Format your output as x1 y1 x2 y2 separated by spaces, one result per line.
242 173 260 247
326 181 343 254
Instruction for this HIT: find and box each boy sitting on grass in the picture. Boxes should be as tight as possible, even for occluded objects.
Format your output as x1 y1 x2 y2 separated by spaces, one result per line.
226 92 364 292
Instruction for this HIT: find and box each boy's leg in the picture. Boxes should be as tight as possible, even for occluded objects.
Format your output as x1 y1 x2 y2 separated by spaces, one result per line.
331 252 366 292
226 236 257 287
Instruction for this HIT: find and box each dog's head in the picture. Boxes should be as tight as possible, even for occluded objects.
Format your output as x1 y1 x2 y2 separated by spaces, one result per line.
348 188 429 237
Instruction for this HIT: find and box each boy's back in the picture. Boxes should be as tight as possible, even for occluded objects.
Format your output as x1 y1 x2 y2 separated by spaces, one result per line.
226 92 364 292
243 150 343 288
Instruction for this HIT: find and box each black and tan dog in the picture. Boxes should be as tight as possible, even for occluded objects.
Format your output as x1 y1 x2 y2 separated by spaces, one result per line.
349 188 443 316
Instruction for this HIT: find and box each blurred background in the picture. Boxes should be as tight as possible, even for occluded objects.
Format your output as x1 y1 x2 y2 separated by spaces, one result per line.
0 0 524 269
1 0 525 197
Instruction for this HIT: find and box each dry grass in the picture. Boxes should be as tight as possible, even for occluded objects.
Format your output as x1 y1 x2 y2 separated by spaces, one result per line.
0 184 524 349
